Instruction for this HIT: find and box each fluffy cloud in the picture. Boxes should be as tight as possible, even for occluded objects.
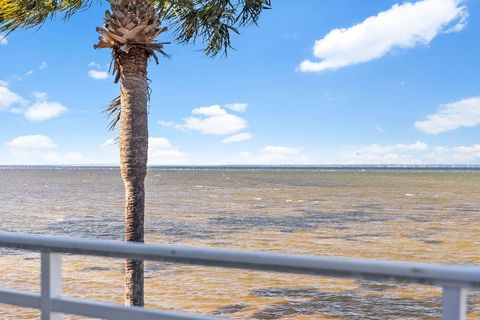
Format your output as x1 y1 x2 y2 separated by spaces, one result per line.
159 120 176 127
148 137 187 165
427 145 480 163
415 97 480 134
7 135 57 149
39 62 48 70
299 0 468 72
223 145 308 165
88 70 109 80
24 92 68 122
0 86 68 121
339 141 480 164
33 91 48 101
176 105 247 135
88 62 101 68
221 132 253 143
225 103 248 112
341 141 428 164
0 83 26 111
6 135 83 164
162 104 252 140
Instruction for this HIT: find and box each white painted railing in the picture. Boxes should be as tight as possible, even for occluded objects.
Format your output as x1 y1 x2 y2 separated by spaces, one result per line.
0 232 479 320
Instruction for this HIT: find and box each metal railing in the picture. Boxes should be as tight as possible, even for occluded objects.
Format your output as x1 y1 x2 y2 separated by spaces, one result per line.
0 232 478 320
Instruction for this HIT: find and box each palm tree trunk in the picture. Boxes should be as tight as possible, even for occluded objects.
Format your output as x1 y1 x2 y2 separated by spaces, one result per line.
118 47 149 307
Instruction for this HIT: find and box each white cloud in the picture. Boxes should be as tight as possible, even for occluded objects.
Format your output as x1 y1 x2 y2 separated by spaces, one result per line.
8 69 35 82
0 84 26 111
88 70 109 80
101 139 116 148
426 144 480 163
223 145 308 165
24 101 68 122
33 91 48 101
39 62 48 70
163 103 253 143
148 137 187 165
225 103 248 112
340 142 427 164
338 141 480 164
1 85 68 121
375 126 385 132
299 0 468 72
6 135 84 164
415 97 480 134
159 120 176 127
451 145 480 158
7 135 57 149
0 34 7 46
221 132 253 143
88 62 101 68
177 105 247 136
431 145 480 163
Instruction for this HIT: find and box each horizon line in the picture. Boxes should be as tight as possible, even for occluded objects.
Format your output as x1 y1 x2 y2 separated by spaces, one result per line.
1 164 480 169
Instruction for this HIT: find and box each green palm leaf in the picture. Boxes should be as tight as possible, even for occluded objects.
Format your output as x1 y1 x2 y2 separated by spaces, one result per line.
1 0 271 56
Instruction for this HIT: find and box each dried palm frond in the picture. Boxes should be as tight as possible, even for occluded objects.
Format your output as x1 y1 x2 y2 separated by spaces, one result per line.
94 0 169 83
104 95 121 131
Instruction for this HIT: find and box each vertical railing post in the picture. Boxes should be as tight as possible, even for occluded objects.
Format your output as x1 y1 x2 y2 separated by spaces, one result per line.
41 251 63 320
442 286 467 320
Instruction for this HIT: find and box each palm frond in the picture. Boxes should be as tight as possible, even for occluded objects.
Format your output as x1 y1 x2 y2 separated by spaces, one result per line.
235 0 271 26
104 95 121 131
0 0 96 33
152 0 271 57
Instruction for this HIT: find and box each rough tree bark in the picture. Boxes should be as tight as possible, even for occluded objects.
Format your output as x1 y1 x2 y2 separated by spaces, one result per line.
117 47 149 306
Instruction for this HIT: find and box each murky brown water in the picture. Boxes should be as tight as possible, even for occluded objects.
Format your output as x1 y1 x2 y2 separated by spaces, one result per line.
0 167 479 319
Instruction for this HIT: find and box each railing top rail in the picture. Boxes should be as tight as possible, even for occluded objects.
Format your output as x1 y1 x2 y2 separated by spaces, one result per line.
0 231 479 288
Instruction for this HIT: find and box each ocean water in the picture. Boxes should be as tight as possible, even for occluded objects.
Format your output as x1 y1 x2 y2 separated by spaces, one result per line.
0 167 479 319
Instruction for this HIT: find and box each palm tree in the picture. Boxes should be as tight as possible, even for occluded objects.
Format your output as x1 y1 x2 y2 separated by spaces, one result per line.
0 0 270 307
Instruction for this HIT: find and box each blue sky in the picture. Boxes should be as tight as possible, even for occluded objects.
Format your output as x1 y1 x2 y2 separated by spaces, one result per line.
1 0 479 165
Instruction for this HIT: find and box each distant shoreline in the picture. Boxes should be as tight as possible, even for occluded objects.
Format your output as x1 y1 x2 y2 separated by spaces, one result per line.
1 165 480 170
